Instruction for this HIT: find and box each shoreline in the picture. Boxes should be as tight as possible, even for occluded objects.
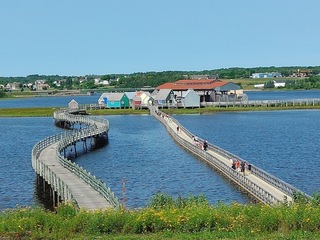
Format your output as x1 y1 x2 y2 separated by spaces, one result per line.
1 105 320 117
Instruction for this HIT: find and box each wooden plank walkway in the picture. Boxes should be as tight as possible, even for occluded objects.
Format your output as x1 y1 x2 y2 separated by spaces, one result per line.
160 113 293 203
38 142 113 210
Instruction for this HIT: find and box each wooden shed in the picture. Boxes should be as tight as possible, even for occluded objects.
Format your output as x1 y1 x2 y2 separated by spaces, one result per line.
180 89 200 108
154 89 176 108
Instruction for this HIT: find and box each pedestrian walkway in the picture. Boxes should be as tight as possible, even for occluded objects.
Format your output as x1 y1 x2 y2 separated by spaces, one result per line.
150 106 304 204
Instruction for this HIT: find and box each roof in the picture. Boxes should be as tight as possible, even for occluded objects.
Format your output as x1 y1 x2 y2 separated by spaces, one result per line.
156 79 229 91
154 89 173 101
125 92 135 99
107 92 127 101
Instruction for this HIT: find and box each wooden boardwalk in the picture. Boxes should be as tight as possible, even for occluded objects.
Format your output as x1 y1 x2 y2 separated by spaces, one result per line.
38 142 113 210
32 109 119 210
151 106 310 205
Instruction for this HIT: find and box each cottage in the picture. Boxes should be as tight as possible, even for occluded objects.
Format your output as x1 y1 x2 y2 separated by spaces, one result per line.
124 92 136 108
68 99 79 109
153 89 176 107
178 89 200 108
98 92 130 108
133 91 153 109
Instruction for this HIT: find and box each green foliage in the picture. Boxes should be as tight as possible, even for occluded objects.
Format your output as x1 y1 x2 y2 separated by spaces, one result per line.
0 90 6 98
1 66 320 90
147 193 209 210
3 195 320 239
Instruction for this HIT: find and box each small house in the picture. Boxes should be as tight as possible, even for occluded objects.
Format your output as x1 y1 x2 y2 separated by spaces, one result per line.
133 91 153 109
154 89 176 107
105 92 130 109
98 93 111 105
179 89 200 108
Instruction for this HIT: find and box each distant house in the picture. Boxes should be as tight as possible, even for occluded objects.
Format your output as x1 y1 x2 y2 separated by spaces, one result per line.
274 81 285 88
251 72 282 78
5 82 20 91
97 92 130 108
35 83 50 90
254 81 285 89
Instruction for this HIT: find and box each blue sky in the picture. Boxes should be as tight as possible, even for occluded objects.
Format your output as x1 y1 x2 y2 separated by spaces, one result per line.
1 0 319 77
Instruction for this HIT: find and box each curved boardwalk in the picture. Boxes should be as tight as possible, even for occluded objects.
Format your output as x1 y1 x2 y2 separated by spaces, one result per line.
150 106 310 205
32 109 119 210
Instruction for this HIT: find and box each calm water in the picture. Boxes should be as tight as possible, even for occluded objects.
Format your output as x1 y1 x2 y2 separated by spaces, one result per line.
0 94 99 108
1 90 320 210
246 89 320 100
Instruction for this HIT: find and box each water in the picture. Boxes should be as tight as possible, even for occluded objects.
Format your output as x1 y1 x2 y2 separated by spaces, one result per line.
174 110 320 196
0 94 100 108
0 118 62 210
246 89 320 100
1 91 320 210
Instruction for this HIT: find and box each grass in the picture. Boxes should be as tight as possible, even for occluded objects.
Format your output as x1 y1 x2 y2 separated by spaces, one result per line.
0 105 319 117
0 107 58 117
1 194 320 239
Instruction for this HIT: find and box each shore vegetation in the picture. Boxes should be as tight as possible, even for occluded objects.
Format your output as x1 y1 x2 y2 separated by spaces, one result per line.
1 193 320 239
0 105 319 117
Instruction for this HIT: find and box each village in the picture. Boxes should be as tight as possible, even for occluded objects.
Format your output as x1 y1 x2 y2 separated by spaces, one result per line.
96 78 245 109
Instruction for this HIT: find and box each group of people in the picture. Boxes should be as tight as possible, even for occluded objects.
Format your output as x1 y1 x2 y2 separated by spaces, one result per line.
192 136 208 151
231 159 251 175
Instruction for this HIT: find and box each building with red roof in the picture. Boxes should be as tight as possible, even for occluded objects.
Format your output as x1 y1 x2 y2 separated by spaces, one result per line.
156 79 243 102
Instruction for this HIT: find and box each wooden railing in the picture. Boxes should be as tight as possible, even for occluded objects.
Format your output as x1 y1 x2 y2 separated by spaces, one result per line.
202 98 320 108
150 106 311 205
32 109 120 209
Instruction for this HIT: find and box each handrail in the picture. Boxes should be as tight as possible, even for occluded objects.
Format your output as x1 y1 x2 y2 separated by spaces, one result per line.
32 108 120 209
150 105 310 205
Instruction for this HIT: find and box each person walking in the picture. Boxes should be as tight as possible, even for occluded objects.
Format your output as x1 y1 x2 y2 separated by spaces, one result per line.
236 160 240 171
240 161 246 175
203 140 208 151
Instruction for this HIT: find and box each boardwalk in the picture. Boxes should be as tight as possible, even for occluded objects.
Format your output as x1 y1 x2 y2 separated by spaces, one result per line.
32 109 119 210
150 106 310 205
39 142 112 210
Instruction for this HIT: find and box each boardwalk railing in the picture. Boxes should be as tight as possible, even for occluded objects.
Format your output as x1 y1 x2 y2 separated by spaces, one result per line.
32 109 119 209
150 106 310 205
202 98 320 108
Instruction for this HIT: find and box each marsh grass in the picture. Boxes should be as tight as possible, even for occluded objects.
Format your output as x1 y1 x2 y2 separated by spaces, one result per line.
0 104 319 117
0 107 57 117
2 194 320 239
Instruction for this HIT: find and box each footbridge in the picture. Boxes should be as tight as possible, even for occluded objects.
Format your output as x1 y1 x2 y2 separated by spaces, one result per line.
32 109 119 210
150 106 310 205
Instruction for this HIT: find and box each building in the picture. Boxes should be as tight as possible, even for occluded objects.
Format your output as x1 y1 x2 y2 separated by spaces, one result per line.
153 89 176 108
132 91 153 109
178 89 200 108
97 92 130 108
156 79 242 103
251 72 282 78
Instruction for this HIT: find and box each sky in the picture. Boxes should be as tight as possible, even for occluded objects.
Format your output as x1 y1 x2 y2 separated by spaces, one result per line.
1 0 320 77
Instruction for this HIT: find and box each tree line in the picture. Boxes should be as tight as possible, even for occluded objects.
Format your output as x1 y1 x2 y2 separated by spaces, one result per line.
1 66 320 93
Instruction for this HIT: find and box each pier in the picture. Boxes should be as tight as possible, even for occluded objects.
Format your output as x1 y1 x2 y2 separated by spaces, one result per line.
150 105 310 205
32 109 119 210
